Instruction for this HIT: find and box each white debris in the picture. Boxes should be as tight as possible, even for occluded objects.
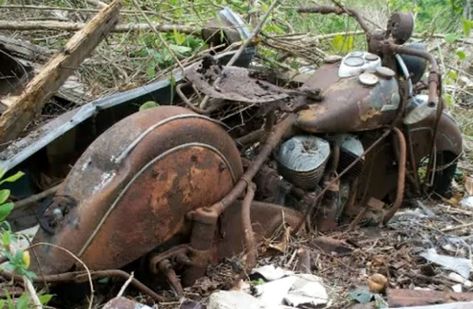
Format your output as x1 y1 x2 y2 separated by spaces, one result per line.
283 274 329 307
255 276 297 307
208 291 265 309
448 272 473 288
208 265 329 308
452 284 463 293
459 196 473 208
420 248 473 279
255 273 328 308
252 265 294 281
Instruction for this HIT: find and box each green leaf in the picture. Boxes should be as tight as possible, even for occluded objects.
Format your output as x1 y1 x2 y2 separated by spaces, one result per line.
463 19 473 36
169 44 192 56
145 64 156 79
0 168 6 181
445 33 459 44
0 189 10 204
173 30 186 45
39 294 53 305
444 93 454 107
5 290 14 309
139 101 159 111
2 230 11 247
0 202 14 221
331 34 354 54
0 171 24 185
456 50 466 60
15 293 29 309
447 70 458 81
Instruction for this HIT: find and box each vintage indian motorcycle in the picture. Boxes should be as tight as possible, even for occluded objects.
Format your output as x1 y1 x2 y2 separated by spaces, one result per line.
4 5 461 292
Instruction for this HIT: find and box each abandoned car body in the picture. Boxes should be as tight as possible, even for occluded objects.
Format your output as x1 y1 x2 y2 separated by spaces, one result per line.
0 6 463 294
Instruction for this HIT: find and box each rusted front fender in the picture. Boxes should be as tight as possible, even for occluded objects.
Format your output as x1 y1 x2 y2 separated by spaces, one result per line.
31 106 243 274
408 112 463 160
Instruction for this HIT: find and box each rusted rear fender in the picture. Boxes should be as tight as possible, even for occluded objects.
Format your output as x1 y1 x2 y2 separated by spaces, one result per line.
31 106 243 274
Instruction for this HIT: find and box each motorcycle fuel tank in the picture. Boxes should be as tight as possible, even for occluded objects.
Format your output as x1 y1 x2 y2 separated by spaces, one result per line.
296 52 401 133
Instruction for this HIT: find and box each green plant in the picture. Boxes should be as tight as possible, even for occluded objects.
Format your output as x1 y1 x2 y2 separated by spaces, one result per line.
0 169 54 307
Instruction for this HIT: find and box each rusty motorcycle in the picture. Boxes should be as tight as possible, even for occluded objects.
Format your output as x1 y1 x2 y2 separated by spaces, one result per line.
3 5 461 293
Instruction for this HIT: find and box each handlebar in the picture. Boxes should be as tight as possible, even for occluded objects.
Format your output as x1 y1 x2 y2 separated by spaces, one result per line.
297 5 440 107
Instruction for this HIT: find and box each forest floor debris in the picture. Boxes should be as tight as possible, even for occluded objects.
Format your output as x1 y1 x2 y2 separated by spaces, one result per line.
163 196 473 308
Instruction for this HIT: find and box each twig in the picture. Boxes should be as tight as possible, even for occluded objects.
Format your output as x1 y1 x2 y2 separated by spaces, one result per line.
0 20 196 34
23 276 42 308
0 4 159 16
0 269 164 302
30 242 94 309
441 221 473 232
242 182 257 271
14 184 61 210
116 271 134 298
76 270 164 302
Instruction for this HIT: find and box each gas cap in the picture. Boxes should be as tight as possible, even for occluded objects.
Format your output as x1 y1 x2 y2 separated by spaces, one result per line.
376 66 396 79
359 72 379 86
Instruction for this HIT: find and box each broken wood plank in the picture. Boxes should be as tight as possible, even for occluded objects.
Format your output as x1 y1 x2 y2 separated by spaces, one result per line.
0 0 121 143
0 20 195 34
0 35 90 104
0 34 51 62
387 289 473 307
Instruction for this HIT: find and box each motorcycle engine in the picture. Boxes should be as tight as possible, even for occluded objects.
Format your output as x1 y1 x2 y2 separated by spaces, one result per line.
274 134 364 190
275 135 330 190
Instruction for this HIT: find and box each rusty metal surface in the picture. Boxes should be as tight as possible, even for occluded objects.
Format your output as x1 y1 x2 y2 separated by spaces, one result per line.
296 69 400 133
217 200 304 259
387 289 473 307
31 106 243 274
185 59 289 103
408 112 463 159
383 127 407 223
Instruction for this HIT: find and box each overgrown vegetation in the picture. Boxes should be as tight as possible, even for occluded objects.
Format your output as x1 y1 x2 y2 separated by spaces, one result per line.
0 169 53 308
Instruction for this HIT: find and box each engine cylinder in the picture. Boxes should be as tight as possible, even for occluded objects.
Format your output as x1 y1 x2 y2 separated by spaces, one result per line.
275 135 330 190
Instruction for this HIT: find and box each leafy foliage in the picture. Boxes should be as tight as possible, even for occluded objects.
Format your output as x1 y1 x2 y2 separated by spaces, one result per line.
0 169 53 307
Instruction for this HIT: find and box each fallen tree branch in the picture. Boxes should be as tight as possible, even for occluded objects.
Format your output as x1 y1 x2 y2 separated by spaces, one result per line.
269 30 473 45
0 4 159 15
0 0 121 143
0 20 196 34
0 34 51 62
